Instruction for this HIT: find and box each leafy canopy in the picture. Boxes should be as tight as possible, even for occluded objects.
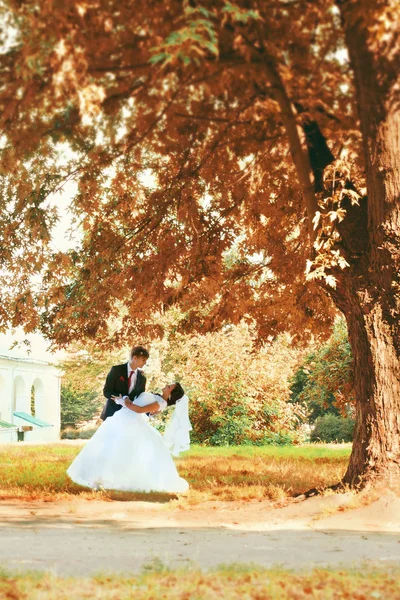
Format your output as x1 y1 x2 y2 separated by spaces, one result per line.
0 0 361 346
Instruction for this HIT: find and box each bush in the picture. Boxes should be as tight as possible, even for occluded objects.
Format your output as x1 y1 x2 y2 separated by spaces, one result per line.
61 427 98 440
310 414 355 443
289 318 355 423
260 431 298 446
209 404 253 446
150 320 305 446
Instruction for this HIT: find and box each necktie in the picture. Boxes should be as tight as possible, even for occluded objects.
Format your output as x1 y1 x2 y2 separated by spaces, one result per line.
127 370 135 393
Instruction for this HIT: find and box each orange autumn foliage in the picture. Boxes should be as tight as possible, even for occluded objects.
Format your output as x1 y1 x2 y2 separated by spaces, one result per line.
0 0 399 487
147 320 308 444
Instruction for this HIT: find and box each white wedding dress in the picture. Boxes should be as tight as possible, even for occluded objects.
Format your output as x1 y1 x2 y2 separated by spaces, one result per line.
67 392 189 493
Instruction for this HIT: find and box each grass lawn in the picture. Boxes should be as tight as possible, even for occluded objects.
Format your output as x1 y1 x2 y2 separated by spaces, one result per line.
0 565 399 599
0 443 351 503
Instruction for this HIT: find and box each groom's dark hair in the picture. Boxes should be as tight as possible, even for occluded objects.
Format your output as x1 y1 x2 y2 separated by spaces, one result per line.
168 382 185 406
130 345 150 359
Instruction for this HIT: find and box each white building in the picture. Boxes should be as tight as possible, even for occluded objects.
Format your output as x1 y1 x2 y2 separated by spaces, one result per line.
0 354 61 443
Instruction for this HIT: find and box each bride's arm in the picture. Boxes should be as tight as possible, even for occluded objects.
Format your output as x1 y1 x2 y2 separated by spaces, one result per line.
122 399 162 413
111 394 164 413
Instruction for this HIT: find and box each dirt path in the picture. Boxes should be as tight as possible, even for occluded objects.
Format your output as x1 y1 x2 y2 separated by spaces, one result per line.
1 493 400 576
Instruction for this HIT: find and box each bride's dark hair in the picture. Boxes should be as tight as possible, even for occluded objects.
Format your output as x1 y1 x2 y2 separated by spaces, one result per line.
168 382 185 406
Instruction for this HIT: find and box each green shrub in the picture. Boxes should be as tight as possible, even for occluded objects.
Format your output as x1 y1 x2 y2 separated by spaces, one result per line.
310 414 354 443
209 405 252 446
61 427 98 440
61 383 101 429
260 431 296 446
289 318 354 423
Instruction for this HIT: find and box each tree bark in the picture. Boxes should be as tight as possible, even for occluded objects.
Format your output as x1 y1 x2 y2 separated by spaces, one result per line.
332 0 400 486
329 269 400 486
345 309 400 486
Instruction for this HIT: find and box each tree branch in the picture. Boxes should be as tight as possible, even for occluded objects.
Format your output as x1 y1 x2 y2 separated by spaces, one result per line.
238 27 319 239
174 112 252 125
262 59 318 237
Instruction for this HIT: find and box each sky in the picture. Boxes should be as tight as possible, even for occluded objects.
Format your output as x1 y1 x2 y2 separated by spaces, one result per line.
0 330 65 361
1 181 79 362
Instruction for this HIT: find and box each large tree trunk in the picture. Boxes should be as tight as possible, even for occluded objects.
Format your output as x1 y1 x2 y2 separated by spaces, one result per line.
330 272 400 486
345 305 400 486
333 0 400 486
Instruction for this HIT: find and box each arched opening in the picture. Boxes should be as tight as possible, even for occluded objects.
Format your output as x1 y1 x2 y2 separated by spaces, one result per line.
32 378 45 420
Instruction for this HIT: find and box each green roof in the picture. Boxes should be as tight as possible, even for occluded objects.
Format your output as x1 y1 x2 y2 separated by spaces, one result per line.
0 420 16 429
13 412 53 427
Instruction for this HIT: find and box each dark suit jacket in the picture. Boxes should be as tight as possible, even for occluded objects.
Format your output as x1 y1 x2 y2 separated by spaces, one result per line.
100 363 146 421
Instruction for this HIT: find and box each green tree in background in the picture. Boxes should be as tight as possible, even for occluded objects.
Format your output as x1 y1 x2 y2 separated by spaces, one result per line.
290 319 354 419
60 344 127 429
60 384 99 430
310 414 355 444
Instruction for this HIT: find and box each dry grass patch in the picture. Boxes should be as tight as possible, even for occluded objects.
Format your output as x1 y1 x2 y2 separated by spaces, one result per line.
0 443 351 503
0 566 399 599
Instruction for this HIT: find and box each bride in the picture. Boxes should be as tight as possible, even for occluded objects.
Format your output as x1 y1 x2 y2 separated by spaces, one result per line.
67 383 191 493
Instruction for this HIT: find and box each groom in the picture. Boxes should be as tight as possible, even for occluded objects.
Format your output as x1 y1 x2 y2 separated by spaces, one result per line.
100 345 149 421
